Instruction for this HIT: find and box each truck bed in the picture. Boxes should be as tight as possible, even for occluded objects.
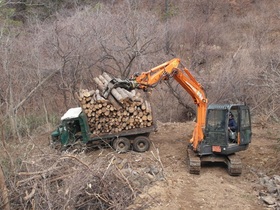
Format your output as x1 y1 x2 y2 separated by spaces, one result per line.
89 124 157 141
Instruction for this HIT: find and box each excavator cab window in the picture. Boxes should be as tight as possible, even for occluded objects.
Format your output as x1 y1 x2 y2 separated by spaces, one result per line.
240 109 250 127
204 109 228 146
227 106 251 145
239 107 252 145
207 109 227 131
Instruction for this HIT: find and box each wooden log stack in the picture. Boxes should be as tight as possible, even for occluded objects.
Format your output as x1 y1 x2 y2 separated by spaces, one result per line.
76 72 153 135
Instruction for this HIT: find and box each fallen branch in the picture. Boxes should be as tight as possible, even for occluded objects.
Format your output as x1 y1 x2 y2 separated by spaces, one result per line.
16 175 41 187
102 156 115 179
24 182 37 201
60 154 91 170
115 165 136 199
151 144 165 180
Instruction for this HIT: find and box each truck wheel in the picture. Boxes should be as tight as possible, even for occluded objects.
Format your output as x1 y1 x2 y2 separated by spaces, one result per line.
133 136 150 152
113 137 131 153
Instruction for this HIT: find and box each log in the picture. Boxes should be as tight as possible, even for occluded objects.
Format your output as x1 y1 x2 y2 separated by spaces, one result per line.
93 78 122 110
122 89 136 98
115 87 131 102
147 114 153 121
145 100 152 113
99 75 124 102
83 90 95 98
141 102 146 111
78 75 154 134
128 106 135 114
101 73 131 103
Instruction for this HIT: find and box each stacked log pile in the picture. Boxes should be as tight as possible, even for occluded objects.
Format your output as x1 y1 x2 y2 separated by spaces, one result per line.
76 72 153 134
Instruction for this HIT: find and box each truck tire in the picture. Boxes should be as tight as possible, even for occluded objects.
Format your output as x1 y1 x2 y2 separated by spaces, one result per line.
113 137 131 153
133 136 150 152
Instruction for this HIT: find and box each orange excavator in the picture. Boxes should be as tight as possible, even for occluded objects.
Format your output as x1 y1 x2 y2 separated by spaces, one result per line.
103 58 252 175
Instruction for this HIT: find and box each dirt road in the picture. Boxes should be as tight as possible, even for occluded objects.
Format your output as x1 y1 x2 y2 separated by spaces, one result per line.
123 121 279 210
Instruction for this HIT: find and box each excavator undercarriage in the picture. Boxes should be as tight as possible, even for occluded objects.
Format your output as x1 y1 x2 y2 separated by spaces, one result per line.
187 148 242 176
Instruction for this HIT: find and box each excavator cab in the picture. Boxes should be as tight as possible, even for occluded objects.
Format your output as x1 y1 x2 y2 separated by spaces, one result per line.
200 104 252 156
188 104 252 175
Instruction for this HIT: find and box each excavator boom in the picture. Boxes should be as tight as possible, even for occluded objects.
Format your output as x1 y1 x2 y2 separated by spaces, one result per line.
104 58 208 151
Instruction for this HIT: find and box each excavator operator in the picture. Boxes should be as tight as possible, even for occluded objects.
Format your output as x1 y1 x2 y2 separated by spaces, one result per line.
228 112 237 132
228 112 238 142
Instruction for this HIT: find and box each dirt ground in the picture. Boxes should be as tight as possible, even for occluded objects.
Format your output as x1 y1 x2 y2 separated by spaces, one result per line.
73 120 279 210
147 121 280 210
2 121 280 210
118 121 279 210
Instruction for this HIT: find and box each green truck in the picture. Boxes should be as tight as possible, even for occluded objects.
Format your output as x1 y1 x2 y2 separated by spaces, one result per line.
51 107 156 153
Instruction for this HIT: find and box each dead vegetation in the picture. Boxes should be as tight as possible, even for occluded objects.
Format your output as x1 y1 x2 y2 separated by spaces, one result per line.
0 0 280 130
0 0 279 209
0 148 164 210
0 121 279 210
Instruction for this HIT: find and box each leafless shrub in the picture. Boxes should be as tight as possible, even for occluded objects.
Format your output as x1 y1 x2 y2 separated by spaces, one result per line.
1 0 280 129
1 150 163 210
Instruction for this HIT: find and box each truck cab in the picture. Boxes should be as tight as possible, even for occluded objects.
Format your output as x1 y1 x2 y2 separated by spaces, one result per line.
51 107 90 147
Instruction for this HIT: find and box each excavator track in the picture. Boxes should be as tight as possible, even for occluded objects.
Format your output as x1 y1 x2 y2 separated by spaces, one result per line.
187 148 201 175
225 154 242 176
186 148 242 176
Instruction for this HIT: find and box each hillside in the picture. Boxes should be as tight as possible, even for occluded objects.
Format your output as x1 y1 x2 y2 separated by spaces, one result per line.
1 121 279 209
0 0 279 124
0 0 280 209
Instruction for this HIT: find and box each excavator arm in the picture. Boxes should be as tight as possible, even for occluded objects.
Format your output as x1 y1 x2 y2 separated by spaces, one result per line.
103 58 208 151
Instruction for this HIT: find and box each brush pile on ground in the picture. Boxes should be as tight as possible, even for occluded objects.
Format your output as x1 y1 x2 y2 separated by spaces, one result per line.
76 72 153 135
1 150 163 210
